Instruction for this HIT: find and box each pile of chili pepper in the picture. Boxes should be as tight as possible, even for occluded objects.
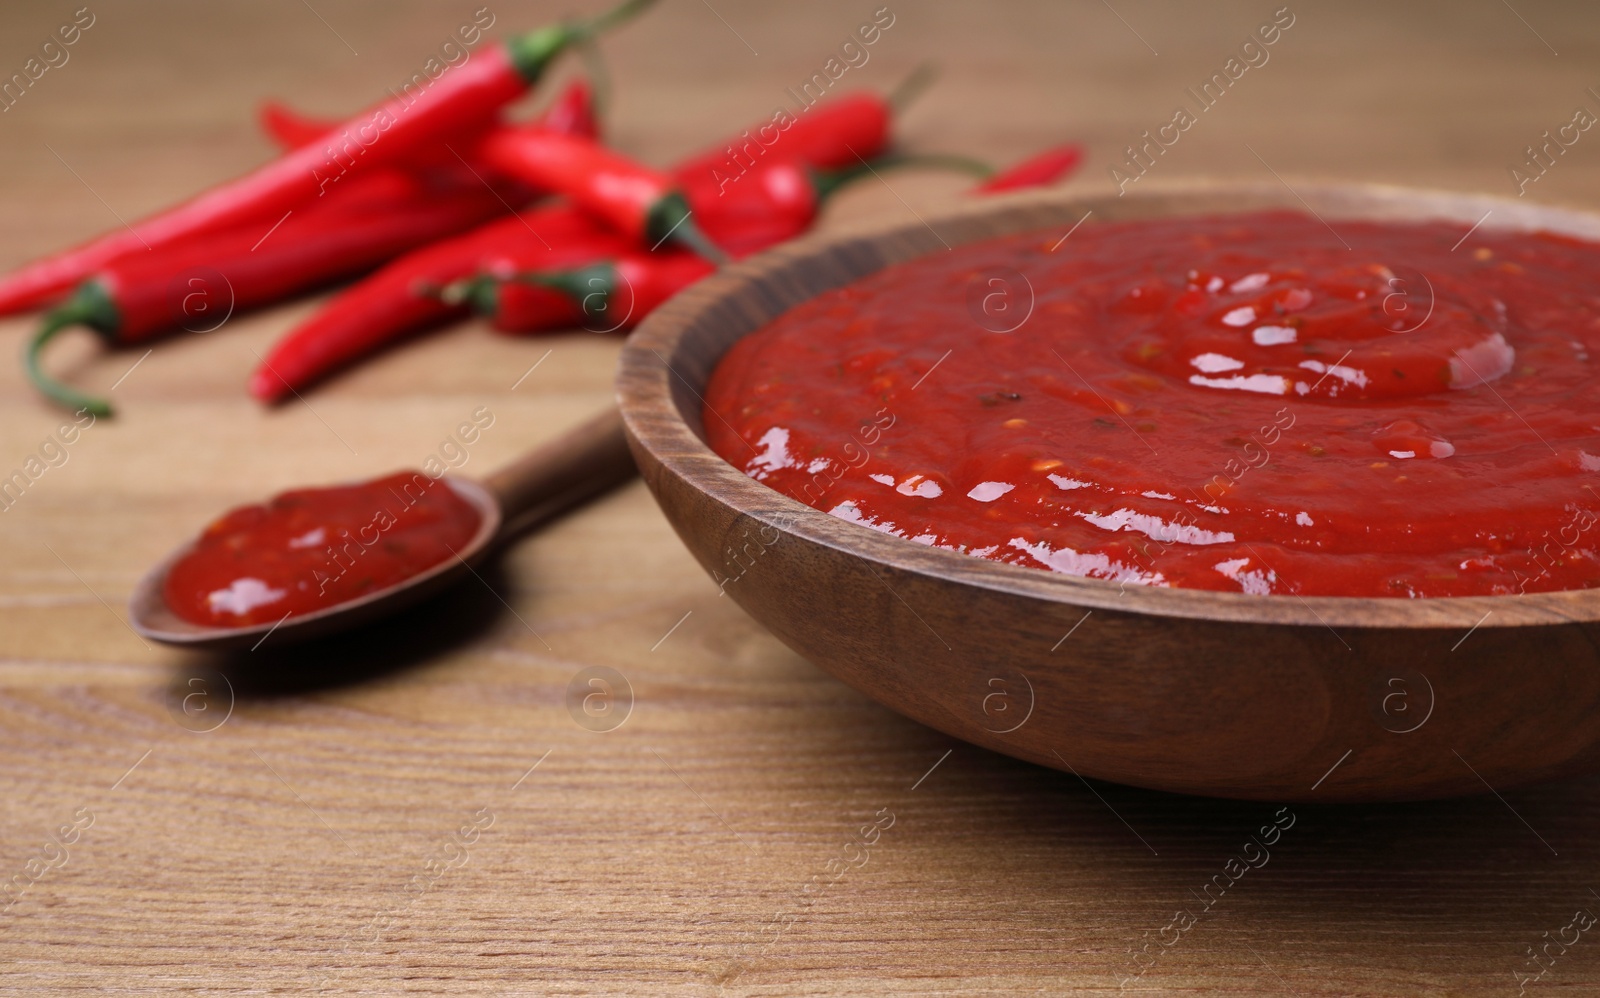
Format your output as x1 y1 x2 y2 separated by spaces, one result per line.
9 0 1085 415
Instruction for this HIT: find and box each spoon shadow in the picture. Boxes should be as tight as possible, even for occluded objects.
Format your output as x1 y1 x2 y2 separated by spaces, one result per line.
165 559 516 699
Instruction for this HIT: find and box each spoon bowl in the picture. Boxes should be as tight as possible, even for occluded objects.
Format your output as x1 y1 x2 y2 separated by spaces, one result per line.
128 409 633 652
616 180 1600 802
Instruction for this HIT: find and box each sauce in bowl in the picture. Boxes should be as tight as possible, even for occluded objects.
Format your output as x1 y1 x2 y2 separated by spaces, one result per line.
703 211 1600 597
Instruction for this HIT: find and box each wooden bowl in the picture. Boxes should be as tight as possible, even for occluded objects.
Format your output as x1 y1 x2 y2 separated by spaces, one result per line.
616 181 1600 802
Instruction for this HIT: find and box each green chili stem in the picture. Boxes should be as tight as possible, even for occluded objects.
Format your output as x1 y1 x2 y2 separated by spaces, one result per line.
25 306 113 417
435 276 499 315
668 220 730 266
582 0 657 39
887 62 939 114
574 36 613 129
507 0 656 83
647 194 728 266
517 262 619 305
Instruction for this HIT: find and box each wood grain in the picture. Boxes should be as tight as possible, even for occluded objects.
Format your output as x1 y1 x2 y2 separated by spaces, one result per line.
4 1 1600 994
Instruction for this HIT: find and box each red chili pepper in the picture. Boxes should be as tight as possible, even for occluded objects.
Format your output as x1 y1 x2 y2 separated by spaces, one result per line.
682 148 1053 259
247 204 629 402
532 77 600 141
973 144 1084 193
668 64 937 199
248 91 910 401
672 92 894 202
257 78 600 152
455 252 715 334
446 156 953 327
460 146 1077 338
454 153 994 334
27 186 510 415
0 0 652 317
685 153 992 258
480 130 727 263
257 100 340 152
681 159 820 258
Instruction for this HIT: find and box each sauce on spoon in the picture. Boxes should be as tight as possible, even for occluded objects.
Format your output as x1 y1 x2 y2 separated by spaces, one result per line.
163 470 482 626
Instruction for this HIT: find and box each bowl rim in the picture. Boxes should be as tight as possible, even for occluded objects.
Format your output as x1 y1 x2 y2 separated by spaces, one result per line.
617 179 1600 631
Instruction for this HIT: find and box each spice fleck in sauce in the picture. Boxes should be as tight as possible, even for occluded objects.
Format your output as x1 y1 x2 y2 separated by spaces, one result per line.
164 471 481 626
703 212 1600 597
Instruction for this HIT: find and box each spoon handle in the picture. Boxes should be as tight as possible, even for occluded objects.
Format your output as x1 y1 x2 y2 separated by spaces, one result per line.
482 406 637 535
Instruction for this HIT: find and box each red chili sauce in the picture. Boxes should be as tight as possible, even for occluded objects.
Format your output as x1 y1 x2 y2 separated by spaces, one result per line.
703 211 1600 598
164 471 481 626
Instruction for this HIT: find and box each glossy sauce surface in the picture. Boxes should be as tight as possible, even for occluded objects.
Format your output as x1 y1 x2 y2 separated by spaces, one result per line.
703 212 1600 597
164 471 481 626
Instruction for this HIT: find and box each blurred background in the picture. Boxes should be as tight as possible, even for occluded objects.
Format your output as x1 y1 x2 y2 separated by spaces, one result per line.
3 0 1598 255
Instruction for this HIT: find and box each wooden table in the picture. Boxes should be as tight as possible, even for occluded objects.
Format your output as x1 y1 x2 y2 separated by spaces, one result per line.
3 1 1598 993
